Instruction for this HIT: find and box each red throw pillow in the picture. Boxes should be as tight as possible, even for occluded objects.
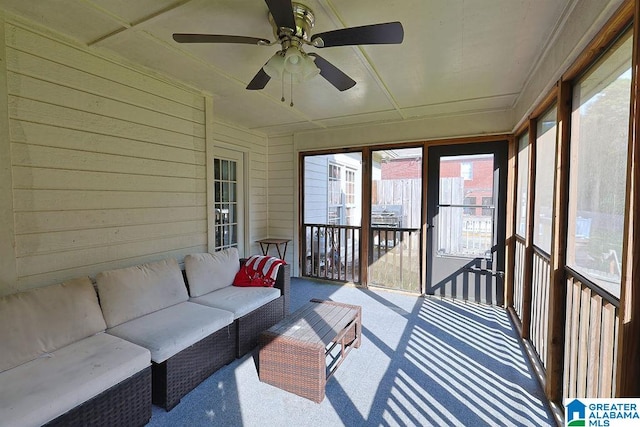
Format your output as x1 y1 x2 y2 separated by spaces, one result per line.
233 264 269 287
233 255 284 287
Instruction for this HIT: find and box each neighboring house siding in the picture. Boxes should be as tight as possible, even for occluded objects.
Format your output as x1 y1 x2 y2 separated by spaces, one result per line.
1 19 267 294
303 156 328 225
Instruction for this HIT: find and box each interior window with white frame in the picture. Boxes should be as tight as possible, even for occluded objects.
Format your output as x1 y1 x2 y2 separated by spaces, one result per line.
328 163 342 225
344 168 357 225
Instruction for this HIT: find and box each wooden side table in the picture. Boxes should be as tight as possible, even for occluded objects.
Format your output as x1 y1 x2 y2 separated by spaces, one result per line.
257 238 291 259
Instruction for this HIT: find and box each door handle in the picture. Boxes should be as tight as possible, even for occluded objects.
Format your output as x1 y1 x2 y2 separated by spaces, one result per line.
464 266 504 278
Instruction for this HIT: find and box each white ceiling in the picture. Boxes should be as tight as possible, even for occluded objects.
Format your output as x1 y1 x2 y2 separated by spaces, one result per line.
0 0 574 136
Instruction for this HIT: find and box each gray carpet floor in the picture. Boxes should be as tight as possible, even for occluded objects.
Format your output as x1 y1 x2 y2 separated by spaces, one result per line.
146 278 554 426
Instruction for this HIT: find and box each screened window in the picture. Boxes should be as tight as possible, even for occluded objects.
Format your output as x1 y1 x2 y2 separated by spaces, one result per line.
567 30 632 297
533 106 557 254
438 154 494 258
516 133 529 237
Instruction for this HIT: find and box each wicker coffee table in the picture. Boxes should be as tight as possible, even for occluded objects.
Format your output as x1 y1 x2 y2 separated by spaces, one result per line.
258 298 362 402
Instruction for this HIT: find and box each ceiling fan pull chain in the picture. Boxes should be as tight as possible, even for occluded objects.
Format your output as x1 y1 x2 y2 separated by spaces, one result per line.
290 74 294 107
281 75 285 103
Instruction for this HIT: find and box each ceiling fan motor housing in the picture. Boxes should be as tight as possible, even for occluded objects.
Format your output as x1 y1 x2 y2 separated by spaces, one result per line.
269 2 315 47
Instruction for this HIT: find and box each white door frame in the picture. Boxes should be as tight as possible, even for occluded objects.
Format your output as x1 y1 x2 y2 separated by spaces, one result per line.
207 146 248 255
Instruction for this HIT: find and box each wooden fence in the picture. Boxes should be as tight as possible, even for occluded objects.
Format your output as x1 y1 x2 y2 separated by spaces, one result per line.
372 179 421 228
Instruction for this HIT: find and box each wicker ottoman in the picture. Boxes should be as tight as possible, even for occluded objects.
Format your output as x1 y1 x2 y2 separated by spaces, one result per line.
258 299 361 402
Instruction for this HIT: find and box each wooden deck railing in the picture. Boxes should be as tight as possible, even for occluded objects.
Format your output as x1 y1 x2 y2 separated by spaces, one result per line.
530 248 551 367
369 227 421 293
302 224 420 292
513 237 526 319
563 271 618 399
510 240 620 402
302 224 360 283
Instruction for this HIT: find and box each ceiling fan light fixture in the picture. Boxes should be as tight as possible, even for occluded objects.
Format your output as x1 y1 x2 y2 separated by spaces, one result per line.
283 46 305 74
264 51 285 79
299 55 320 81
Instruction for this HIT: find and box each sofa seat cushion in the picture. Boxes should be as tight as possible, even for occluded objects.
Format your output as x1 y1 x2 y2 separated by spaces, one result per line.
106 301 234 363
190 286 281 319
96 258 189 329
0 277 107 373
0 332 150 427
184 249 240 297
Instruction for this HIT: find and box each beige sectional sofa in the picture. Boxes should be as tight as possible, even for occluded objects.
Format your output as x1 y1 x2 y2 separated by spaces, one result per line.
185 248 290 357
0 250 290 422
95 257 238 411
0 278 152 427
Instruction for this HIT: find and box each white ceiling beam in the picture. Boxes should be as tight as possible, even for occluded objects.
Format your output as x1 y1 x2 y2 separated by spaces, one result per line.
81 0 196 46
318 0 406 120
134 30 327 127
76 0 327 129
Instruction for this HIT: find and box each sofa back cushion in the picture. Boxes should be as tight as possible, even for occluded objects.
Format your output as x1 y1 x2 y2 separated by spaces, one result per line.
96 258 188 328
184 248 240 297
0 277 107 373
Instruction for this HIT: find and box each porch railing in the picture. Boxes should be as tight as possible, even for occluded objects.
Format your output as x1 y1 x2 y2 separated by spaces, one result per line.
563 271 618 399
513 236 526 319
302 224 421 291
369 227 421 293
302 224 360 283
511 238 620 401
531 248 551 367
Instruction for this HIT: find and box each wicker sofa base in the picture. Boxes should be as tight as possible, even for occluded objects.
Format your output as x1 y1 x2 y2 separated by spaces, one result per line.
152 323 237 411
45 366 152 427
237 296 285 358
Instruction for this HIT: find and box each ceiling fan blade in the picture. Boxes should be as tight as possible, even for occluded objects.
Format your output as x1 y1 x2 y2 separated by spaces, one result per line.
264 0 296 31
173 34 270 45
309 53 356 91
311 22 404 48
246 67 271 90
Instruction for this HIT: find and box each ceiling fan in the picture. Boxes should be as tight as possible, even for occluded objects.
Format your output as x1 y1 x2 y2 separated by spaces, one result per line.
172 0 404 93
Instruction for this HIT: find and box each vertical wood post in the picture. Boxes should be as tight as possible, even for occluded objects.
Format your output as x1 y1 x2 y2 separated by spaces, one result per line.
504 136 517 308
521 118 537 339
298 152 305 276
545 80 572 401
360 147 371 287
421 145 429 295
616 0 640 397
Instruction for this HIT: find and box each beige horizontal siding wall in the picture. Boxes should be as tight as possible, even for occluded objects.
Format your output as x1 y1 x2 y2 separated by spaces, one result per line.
0 18 266 295
267 135 295 266
4 20 207 292
0 13 17 295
